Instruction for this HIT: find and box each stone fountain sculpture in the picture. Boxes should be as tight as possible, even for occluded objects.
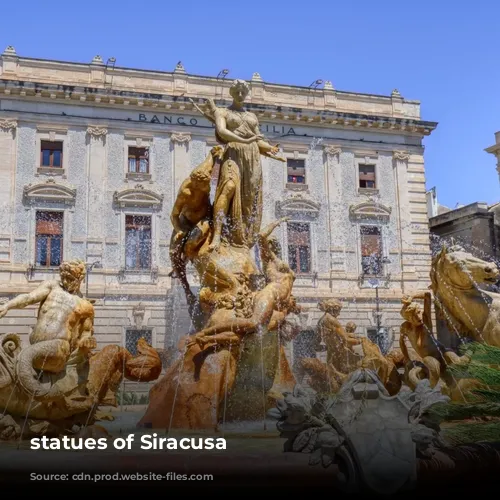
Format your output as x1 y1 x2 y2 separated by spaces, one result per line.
139 79 299 429
390 244 500 402
267 369 452 494
0 260 162 439
430 244 500 347
299 298 404 396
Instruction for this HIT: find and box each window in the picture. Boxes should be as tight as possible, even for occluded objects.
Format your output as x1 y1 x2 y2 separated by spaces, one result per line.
287 222 311 273
128 147 149 173
293 330 317 374
40 141 63 168
367 327 391 355
35 211 63 267
287 159 306 184
360 225 383 276
359 164 376 189
125 215 152 270
125 329 153 355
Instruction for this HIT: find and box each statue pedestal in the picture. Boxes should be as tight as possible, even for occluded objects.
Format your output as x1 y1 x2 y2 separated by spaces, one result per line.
223 328 279 423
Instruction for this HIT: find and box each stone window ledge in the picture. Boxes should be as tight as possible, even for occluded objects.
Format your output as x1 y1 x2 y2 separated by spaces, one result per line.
36 167 66 178
286 183 308 191
125 172 152 182
358 188 379 196
358 275 391 289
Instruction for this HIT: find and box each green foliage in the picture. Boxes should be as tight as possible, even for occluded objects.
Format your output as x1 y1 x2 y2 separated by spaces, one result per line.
431 342 500 444
442 422 500 446
116 391 149 405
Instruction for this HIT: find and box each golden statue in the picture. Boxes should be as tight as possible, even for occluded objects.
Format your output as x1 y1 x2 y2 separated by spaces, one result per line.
168 145 224 308
299 299 362 393
190 79 285 251
186 217 295 349
399 290 472 400
140 80 298 429
0 260 162 439
430 244 500 347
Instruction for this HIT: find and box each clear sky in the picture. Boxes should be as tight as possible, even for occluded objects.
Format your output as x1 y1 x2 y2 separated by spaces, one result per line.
1 0 498 208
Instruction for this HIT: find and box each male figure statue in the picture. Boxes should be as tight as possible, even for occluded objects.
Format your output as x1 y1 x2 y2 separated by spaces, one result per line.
0 260 95 400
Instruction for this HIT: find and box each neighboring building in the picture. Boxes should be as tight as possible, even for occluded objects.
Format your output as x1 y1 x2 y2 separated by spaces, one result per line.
427 189 500 262
427 189 500 348
0 46 438 382
485 131 500 184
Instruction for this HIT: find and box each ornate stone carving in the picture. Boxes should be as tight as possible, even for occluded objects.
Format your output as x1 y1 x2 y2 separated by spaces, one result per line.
86 126 108 139
393 150 410 162
0 260 162 439
2 46 16 56
276 194 321 218
139 80 295 430
113 185 163 208
0 119 17 132
132 302 146 329
23 179 76 205
174 61 186 74
170 132 191 144
349 201 392 221
324 145 341 158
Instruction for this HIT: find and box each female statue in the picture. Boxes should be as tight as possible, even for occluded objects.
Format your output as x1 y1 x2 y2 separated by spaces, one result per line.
190 79 284 251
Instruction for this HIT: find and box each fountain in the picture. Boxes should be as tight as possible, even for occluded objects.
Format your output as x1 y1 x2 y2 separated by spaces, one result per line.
0 77 499 492
0 260 162 439
139 80 298 430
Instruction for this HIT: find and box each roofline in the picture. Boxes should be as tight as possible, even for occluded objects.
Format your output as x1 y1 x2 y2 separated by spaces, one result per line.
5 54 420 103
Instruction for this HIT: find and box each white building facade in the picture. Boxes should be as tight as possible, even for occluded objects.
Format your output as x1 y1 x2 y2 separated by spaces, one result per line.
0 47 437 376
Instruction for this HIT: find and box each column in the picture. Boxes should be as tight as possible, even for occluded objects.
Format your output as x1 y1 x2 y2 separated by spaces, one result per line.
170 132 191 200
0 119 17 261
86 126 107 264
324 145 343 275
392 150 412 286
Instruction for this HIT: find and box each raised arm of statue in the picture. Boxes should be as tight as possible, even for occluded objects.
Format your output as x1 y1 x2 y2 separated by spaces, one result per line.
257 217 289 265
0 281 53 318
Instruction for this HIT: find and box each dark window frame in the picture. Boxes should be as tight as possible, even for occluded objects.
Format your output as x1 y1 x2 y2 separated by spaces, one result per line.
35 211 64 267
287 221 312 274
40 140 63 168
360 225 383 276
128 146 149 174
125 214 152 270
125 328 153 355
358 163 376 189
286 158 306 184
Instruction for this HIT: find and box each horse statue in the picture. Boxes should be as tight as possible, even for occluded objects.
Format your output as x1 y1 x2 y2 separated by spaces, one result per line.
430 244 500 347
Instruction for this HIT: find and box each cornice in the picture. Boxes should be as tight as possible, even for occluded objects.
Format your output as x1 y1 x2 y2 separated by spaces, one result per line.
113 184 163 209
0 78 438 136
23 178 76 205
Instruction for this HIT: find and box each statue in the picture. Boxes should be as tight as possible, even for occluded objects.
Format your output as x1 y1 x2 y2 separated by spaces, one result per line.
299 299 363 393
168 145 224 309
0 260 162 439
399 290 476 401
188 79 286 251
430 244 500 347
186 217 296 350
140 80 298 429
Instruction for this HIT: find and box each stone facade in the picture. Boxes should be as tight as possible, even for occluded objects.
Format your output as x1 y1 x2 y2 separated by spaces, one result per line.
0 46 437 383
429 200 500 262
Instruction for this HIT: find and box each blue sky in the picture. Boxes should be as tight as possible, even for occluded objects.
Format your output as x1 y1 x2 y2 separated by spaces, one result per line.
1 0 498 208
